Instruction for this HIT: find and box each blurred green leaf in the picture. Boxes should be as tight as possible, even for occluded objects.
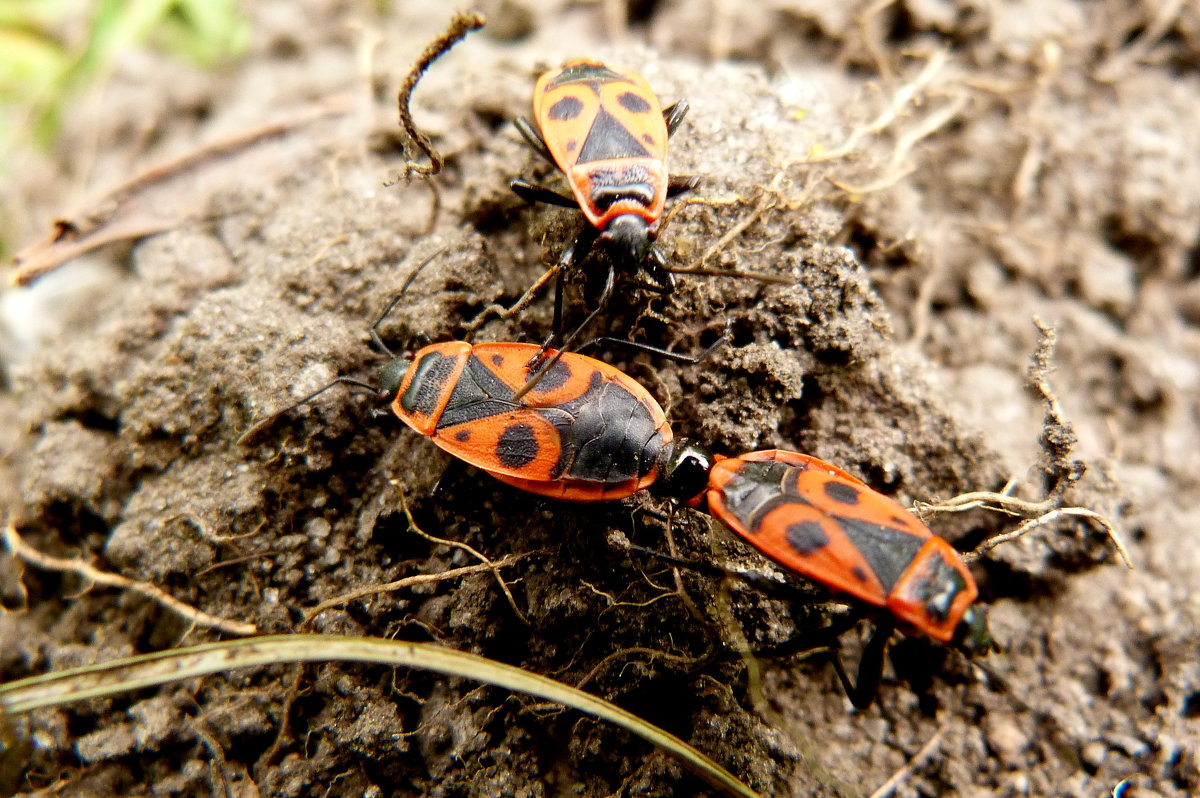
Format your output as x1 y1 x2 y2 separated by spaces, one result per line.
0 0 249 150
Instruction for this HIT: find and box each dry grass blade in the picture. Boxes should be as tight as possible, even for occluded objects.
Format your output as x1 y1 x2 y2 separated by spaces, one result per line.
0 635 760 798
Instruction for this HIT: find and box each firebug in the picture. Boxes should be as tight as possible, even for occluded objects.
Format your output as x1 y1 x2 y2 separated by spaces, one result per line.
510 59 695 329
664 449 996 709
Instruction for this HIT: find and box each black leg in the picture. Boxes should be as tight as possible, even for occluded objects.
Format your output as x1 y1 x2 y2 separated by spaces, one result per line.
662 99 689 138
627 535 897 710
667 175 699 197
752 611 863 659
430 456 469 499
575 333 726 365
514 116 556 164
595 261 617 311
510 178 578 208
548 270 567 350
836 621 893 710
755 615 893 710
528 223 599 356
509 299 608 403
560 224 600 271
643 246 676 293
623 542 811 603
526 269 569 366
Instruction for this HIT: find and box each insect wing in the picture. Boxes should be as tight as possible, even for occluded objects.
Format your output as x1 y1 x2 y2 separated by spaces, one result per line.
535 61 666 171
706 450 935 610
425 343 670 492
888 536 979 642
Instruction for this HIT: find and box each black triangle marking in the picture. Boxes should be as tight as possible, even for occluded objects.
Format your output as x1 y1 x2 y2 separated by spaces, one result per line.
577 107 649 163
836 517 925 592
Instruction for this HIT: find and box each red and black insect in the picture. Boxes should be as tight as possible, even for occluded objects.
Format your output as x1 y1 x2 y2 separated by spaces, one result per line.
242 279 716 502
651 449 996 709
511 59 695 328
243 287 994 707
378 339 678 501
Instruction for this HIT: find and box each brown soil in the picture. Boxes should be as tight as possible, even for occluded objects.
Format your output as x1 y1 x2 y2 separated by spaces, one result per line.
3 1 1199 796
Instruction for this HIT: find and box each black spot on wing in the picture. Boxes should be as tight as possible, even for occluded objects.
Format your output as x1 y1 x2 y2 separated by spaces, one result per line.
824 480 861 505
642 133 655 146
786 521 829 555
617 91 651 113
578 107 650 163
527 358 573 393
454 430 471 442
549 96 584 121
491 354 504 366
496 423 539 468
852 566 869 583
837 516 925 593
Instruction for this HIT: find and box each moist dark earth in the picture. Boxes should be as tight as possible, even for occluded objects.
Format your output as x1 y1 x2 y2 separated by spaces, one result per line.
2 1 1199 796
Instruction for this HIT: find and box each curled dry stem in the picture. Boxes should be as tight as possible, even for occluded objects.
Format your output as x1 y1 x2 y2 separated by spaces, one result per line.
392 11 486 181
300 483 531 625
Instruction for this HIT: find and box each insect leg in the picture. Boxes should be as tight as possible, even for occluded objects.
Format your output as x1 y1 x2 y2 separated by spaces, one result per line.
514 116 556 164
662 99 690 137
574 332 727 365
560 223 601 271
834 620 894 710
509 179 578 208
622 542 812 603
642 246 677 293
666 175 699 198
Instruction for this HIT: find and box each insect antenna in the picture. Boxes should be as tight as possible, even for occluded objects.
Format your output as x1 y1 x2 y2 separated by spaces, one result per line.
236 377 381 446
239 249 446 444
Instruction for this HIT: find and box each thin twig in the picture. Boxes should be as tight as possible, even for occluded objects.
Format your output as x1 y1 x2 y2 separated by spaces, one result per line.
675 189 775 274
580 581 676 610
867 724 946 798
186 717 236 798
2 524 257 636
391 480 529 623
966 507 1132 568
11 100 349 286
302 553 529 623
913 318 1132 568
461 264 559 336
810 49 950 163
830 94 968 195
1094 0 1187 83
574 646 704 693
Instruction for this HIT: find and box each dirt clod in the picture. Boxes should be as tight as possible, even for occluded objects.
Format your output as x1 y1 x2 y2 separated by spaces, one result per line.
3 2 1198 796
